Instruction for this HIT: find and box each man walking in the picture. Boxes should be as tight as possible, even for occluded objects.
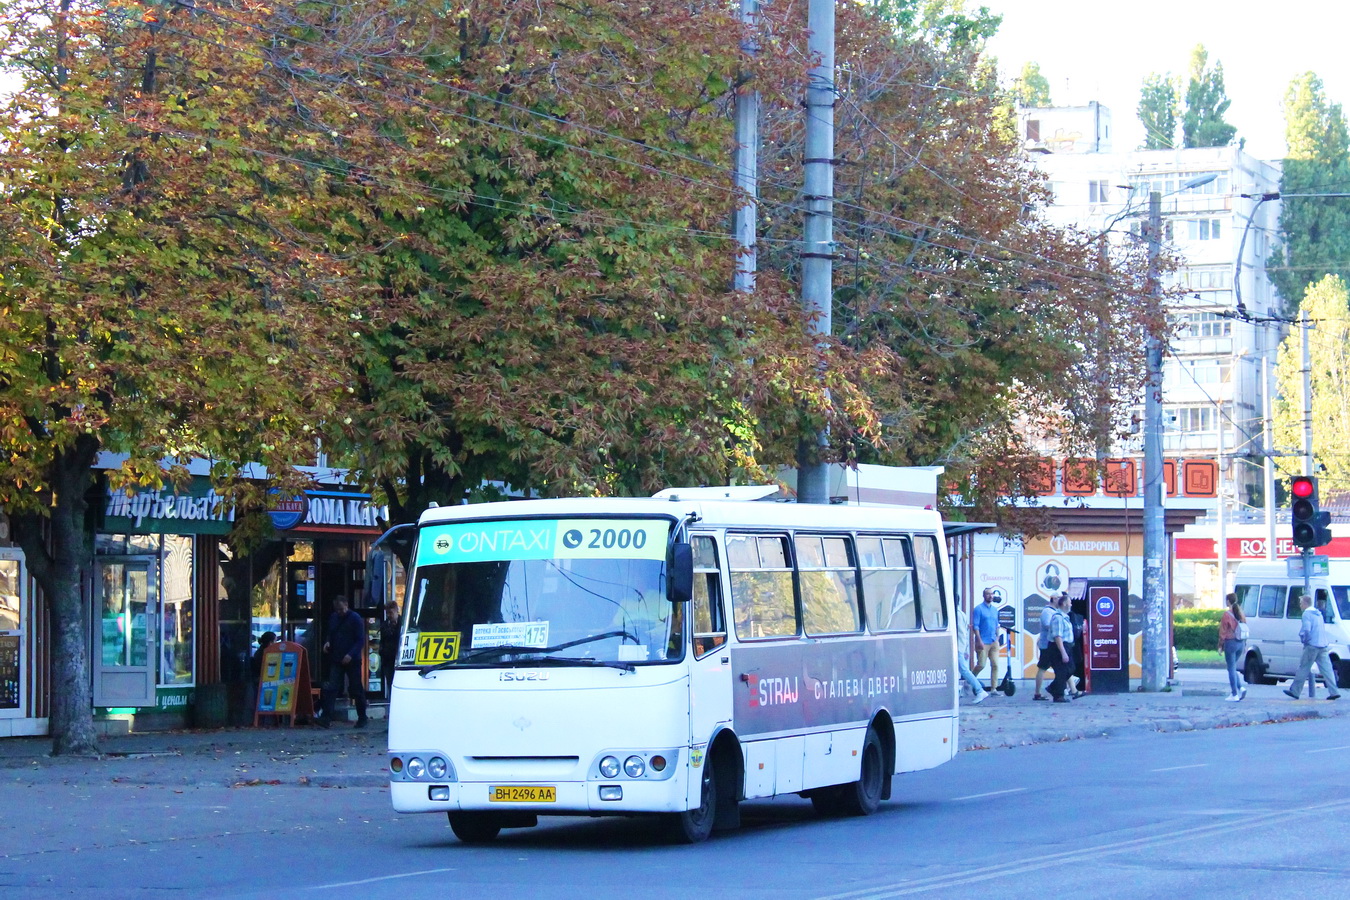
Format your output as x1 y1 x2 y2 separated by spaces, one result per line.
955 597 988 704
318 595 370 728
1033 593 1060 701
971 588 1002 694
1045 593 1075 703
1285 592 1342 701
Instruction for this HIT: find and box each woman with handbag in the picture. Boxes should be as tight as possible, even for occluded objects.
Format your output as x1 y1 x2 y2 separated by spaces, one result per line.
1218 592 1249 701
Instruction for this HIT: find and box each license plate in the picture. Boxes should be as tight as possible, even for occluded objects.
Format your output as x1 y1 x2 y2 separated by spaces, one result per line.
489 785 557 803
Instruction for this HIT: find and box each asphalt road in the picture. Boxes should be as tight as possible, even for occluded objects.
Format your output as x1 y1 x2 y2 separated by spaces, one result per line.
4 716 1346 900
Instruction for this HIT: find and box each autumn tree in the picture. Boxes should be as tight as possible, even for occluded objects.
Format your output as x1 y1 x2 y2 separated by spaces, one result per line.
1268 72 1350 308
1273 276 1350 492
1138 73 1178 149
757 1 1158 528
1181 44 1237 148
281 0 844 522
0 0 382 753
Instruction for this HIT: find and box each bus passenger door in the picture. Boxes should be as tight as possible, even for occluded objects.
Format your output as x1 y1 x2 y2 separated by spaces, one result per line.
688 536 732 754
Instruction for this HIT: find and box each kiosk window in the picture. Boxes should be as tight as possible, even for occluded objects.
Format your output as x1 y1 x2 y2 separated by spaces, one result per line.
728 534 797 639
691 536 726 657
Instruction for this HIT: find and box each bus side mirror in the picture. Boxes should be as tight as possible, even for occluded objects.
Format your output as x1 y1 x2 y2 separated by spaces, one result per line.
669 542 693 603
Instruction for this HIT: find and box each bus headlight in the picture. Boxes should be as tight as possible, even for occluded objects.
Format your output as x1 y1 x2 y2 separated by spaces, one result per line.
407 757 426 779
623 756 646 778
428 757 448 779
599 756 621 778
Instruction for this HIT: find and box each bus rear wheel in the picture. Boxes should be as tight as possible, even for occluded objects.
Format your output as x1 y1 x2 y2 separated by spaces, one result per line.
666 760 717 844
811 729 886 817
447 812 501 844
836 729 885 817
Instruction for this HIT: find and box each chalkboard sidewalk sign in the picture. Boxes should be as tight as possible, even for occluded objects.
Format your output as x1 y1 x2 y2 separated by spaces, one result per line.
254 641 315 727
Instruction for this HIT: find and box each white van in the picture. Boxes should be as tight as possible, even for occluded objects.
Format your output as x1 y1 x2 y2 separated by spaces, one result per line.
1232 561 1350 688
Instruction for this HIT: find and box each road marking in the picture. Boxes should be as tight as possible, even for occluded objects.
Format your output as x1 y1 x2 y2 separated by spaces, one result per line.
1151 763 1208 772
950 788 1025 802
306 869 459 890
1306 744 1350 754
813 797 1350 899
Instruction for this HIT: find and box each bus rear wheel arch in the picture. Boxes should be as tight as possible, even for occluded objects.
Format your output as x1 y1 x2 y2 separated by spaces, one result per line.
810 723 891 817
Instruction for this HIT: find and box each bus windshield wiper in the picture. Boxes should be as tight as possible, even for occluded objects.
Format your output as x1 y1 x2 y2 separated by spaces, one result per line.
531 656 636 673
419 629 638 677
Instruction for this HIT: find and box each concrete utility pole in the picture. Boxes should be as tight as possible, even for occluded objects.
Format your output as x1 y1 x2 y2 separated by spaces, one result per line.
796 0 835 505
732 0 759 295
1301 312 1313 477
1141 190 1168 692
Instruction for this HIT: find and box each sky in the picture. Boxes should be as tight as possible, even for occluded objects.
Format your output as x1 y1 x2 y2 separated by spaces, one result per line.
981 0 1350 161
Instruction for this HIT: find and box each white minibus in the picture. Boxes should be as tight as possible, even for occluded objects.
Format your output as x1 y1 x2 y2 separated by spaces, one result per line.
377 493 959 843
1234 561 1350 688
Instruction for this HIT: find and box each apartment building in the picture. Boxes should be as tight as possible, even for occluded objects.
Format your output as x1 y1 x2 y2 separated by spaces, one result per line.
1016 103 1286 603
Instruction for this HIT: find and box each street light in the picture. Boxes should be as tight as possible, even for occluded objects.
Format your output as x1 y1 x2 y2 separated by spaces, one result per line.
1141 172 1217 693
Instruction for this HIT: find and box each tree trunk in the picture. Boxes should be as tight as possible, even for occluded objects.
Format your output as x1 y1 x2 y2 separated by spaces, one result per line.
11 439 101 756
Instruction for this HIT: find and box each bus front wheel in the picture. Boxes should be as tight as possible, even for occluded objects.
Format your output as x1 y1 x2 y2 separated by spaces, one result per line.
447 812 502 844
666 760 717 843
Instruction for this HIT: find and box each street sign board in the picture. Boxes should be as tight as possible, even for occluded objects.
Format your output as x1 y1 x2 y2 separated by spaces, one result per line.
1286 555 1330 578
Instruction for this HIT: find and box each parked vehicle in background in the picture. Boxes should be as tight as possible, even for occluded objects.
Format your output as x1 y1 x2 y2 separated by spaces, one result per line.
1233 562 1350 688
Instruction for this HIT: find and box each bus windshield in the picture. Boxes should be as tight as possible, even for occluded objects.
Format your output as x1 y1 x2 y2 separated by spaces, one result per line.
403 517 683 667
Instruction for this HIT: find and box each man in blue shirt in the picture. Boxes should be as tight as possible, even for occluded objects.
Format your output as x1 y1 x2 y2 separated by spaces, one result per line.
318 595 369 728
971 588 1002 694
1285 592 1342 701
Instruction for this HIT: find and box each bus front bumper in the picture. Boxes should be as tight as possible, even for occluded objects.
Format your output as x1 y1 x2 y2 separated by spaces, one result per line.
390 776 690 815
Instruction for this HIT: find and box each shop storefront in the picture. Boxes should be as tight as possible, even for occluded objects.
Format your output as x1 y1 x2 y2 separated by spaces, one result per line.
0 536 43 737
98 475 388 728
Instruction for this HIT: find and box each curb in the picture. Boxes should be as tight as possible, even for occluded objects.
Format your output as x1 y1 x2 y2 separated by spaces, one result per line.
960 706 1331 752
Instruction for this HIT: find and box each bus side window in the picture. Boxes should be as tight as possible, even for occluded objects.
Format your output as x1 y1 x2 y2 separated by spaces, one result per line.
859 536 919 633
1336 587 1350 623
1235 584 1258 619
1286 590 1305 619
1257 585 1283 618
1316 589 1334 622
727 533 797 640
691 536 726 657
913 535 948 631
797 534 861 636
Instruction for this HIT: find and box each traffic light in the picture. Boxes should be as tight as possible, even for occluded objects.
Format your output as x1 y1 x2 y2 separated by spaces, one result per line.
1290 476 1333 549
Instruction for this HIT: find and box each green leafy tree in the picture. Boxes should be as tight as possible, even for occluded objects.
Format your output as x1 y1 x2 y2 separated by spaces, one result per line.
0 0 379 753
1181 45 1237 148
1138 73 1178 149
1268 73 1350 307
1272 276 1350 493
1013 61 1051 108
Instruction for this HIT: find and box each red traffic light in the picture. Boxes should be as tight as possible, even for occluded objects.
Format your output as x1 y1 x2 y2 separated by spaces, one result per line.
1292 476 1316 499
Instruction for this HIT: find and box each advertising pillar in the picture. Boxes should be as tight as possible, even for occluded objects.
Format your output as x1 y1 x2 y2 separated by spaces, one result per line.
1085 578 1129 693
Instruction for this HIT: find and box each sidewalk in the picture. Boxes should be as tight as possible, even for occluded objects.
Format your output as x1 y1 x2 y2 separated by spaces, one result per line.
1 669 1344 786
958 666 1350 751
0 717 390 788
